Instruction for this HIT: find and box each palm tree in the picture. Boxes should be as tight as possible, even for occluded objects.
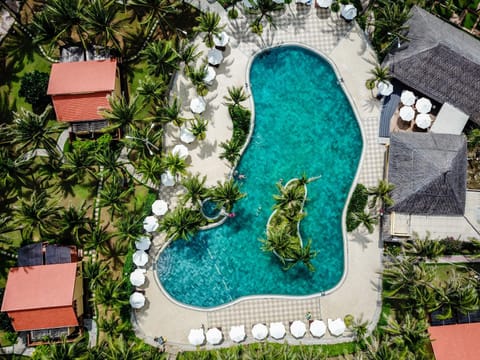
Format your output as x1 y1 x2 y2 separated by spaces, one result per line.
98 315 131 338
34 336 89 360
193 12 225 48
101 94 143 134
219 139 242 166
189 116 208 141
114 208 145 245
181 173 208 207
142 39 180 77
403 232 445 261
98 181 134 220
178 40 202 70
62 145 96 183
224 86 249 108
83 222 113 251
137 75 167 107
273 182 304 211
261 224 297 260
127 0 181 38
136 156 165 186
94 146 126 184
186 63 208 96
162 152 188 177
250 0 283 34
160 207 204 241
151 96 186 127
352 211 378 233
83 257 108 292
283 239 317 272
0 147 32 193
209 179 245 212
436 271 479 320
98 238 129 267
94 277 129 311
368 179 395 210
368 65 391 87
364 334 405 360
99 334 145 360
58 203 92 246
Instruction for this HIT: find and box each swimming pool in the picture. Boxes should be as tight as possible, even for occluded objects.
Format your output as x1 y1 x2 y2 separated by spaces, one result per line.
157 45 363 308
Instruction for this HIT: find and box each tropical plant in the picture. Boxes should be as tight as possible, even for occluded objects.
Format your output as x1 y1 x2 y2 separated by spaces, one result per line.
346 183 368 232
403 232 445 261
58 203 92 246
367 65 391 87
82 257 108 291
193 11 225 48
260 224 298 260
0 147 33 192
83 222 113 251
368 179 395 210
352 211 378 234
160 207 204 241
101 94 143 134
94 145 127 184
163 151 188 177
189 116 208 141
178 40 202 70
142 39 180 77
209 179 245 211
115 207 147 245
19 70 51 111
98 237 129 267
283 239 318 272
33 336 89 360
136 156 165 186
98 315 131 338
186 63 208 96
181 173 209 207
219 139 242 166
250 0 283 33
98 181 134 220
152 96 187 127
94 277 129 311
127 0 181 38
273 181 304 211
224 86 249 107
137 75 167 106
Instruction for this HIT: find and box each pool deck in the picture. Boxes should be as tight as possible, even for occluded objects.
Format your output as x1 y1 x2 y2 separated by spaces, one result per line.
134 3 385 353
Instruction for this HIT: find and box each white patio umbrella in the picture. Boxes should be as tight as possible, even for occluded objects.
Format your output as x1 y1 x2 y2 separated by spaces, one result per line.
190 97 206 114
328 318 346 336
129 292 145 309
229 325 246 343
152 199 168 216
143 215 159 232
377 81 394 96
207 48 223 66
400 90 416 106
161 170 175 187
242 0 255 8
309 319 326 338
316 0 332 8
129 269 146 287
341 4 357 20
188 328 205 346
416 97 432 113
180 127 196 144
213 32 229 48
399 106 415 121
269 322 286 340
135 235 151 251
172 144 189 159
133 250 149 267
416 113 432 129
252 323 268 340
203 66 216 85
206 327 223 345
290 320 307 339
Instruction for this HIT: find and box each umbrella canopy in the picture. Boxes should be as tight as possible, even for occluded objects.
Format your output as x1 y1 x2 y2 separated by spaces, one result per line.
401 90 416 106
416 97 432 113
341 4 357 20
152 199 168 216
207 48 223 66
242 0 255 8
161 170 175 187
229 325 246 343
399 106 415 121
269 322 286 340
143 215 159 232
316 0 332 7
290 320 307 338
135 235 151 251
133 250 149 267
328 318 346 336
172 144 189 159
206 327 223 345
129 292 145 309
129 269 146 287
190 97 206 114
309 320 326 338
213 32 229 47
188 328 205 346
180 127 196 144
378 81 394 96
252 323 268 340
416 113 432 129
203 66 216 85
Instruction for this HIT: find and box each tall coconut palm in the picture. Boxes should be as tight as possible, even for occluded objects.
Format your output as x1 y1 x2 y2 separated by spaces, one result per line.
101 94 143 134
0 147 32 193
352 211 378 234
219 139 242 166
283 239 317 272
94 146 126 184
180 173 208 207
273 182 304 212
209 179 245 212
136 156 165 186
368 65 391 87
189 116 208 141
114 208 145 245
98 238 129 267
261 224 297 260
142 39 180 77
178 40 202 70
122 123 163 159
193 11 225 48
160 207 204 241
94 277 129 311
224 86 249 107
98 181 134 220
98 315 131 338
162 152 188 177
368 179 395 210
186 63 208 96
127 0 181 38
58 203 92 246
137 75 167 107
83 257 108 292
250 0 283 33
99 334 145 360
34 336 89 360
150 96 186 127
62 145 96 183
403 232 445 261
83 222 113 251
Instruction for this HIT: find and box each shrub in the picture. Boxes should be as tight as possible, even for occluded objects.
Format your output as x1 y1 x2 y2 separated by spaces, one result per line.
229 105 251 147
346 183 368 232
19 71 50 112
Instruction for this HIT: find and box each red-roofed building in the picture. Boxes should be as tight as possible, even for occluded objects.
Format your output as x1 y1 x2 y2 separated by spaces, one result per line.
429 324 480 360
47 59 119 137
1 262 84 345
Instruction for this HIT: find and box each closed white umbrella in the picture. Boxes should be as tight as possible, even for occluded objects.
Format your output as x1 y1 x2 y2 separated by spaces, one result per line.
378 81 394 96
172 144 189 159
252 323 268 340
416 113 432 129
341 4 357 20
229 325 246 343
129 269 146 287
269 322 286 340
399 106 415 121
328 318 346 336
133 250 149 267
180 127 196 144
129 292 145 309
416 97 432 114
316 0 332 7
143 215 159 232
190 97 206 114
206 327 223 345
161 170 175 187
207 48 223 66
213 32 229 48
135 235 151 251
401 90 416 106
152 199 168 216
203 66 216 85
188 328 205 346
309 319 326 338
290 320 306 338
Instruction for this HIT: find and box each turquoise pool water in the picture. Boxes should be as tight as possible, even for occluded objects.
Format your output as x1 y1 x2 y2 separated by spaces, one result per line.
157 46 362 308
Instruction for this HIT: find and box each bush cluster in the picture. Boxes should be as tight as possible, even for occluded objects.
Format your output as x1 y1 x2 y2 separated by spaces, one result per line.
346 183 368 232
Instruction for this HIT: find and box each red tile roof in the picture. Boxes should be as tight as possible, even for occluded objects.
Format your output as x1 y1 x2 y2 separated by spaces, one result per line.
52 92 111 122
47 59 117 95
429 324 480 360
7 307 78 331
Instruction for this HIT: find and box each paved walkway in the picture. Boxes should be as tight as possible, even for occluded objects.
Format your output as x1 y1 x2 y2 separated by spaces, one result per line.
134 2 385 352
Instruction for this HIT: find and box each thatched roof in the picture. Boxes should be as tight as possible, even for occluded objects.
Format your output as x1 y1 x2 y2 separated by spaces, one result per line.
382 6 480 124
388 132 466 215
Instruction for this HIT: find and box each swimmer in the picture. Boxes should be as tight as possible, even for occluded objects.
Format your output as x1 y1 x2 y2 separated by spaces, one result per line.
238 174 246 180
256 206 262 216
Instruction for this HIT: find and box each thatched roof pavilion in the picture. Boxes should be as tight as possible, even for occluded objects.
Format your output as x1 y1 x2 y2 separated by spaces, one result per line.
387 132 467 215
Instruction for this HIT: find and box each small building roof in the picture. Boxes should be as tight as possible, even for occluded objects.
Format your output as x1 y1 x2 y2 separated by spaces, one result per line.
51 92 110 122
47 59 117 95
1 263 77 312
382 6 480 124
429 323 480 360
388 132 467 215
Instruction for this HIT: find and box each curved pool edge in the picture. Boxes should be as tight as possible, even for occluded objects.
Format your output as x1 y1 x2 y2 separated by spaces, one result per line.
152 42 368 312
